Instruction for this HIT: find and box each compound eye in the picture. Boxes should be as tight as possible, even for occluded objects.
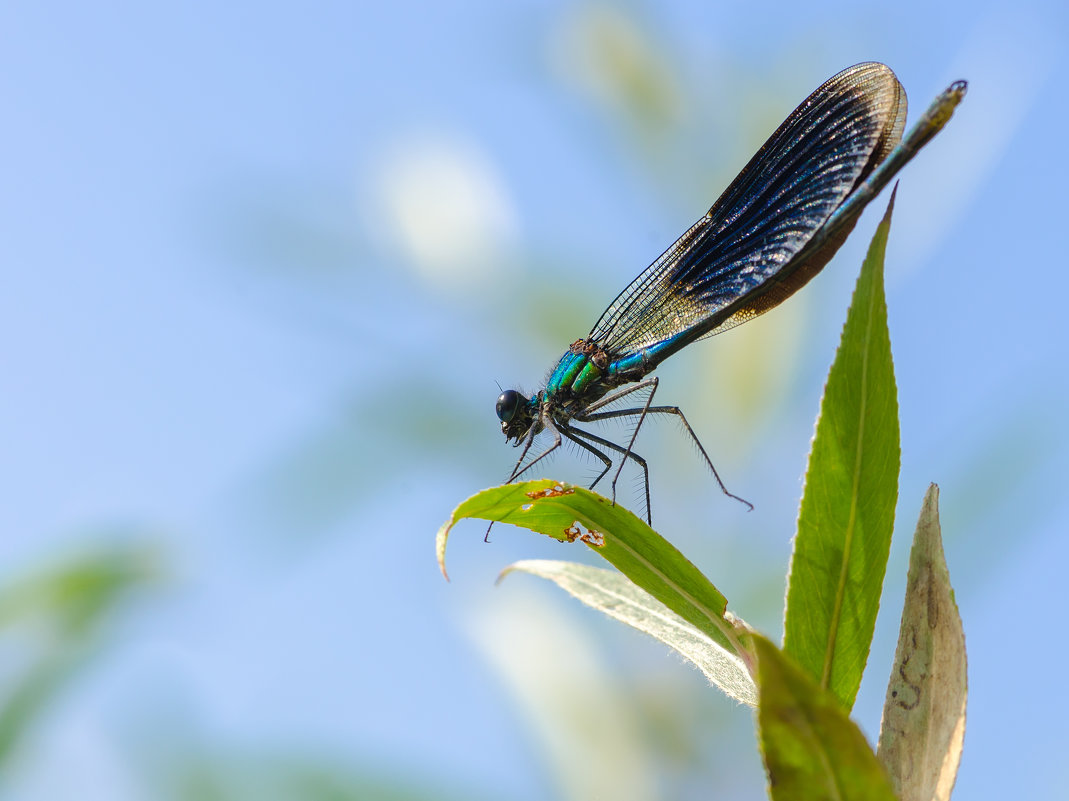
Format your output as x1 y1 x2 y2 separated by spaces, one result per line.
496 390 522 423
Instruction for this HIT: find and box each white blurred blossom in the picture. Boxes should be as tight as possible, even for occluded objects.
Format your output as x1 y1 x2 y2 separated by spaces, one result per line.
370 135 518 286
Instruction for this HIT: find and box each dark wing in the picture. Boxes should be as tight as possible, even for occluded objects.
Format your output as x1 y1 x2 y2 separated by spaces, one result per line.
588 62 907 363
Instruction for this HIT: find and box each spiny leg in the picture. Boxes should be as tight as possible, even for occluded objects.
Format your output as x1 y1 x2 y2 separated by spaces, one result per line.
488 417 564 543
572 377 661 510
505 417 563 484
566 425 652 524
613 376 658 503
557 425 613 491
578 376 659 415
503 426 538 484
580 396 753 511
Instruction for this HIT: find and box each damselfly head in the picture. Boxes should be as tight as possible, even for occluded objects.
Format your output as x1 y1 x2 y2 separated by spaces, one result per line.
496 389 532 442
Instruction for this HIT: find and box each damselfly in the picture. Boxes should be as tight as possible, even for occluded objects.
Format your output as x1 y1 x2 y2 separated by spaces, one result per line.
496 62 966 522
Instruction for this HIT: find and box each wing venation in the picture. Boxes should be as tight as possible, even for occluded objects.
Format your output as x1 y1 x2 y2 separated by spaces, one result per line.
588 62 906 362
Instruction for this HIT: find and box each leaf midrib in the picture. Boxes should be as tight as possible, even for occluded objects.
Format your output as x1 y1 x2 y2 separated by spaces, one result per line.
820 265 879 692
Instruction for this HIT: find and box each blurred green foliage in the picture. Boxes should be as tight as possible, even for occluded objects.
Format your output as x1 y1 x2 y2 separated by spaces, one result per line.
0 544 157 772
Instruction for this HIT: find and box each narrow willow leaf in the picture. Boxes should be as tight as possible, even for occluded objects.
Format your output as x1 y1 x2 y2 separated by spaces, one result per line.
436 480 749 664
784 192 901 710
502 559 757 706
753 635 897 801
877 484 967 801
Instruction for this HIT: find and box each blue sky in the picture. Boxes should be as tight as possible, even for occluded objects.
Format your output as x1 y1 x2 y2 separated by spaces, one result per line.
1 1 1066 798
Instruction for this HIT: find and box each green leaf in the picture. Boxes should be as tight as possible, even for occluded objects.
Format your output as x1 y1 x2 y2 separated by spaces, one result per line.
783 192 901 710
436 480 749 665
753 635 897 801
502 559 757 706
0 545 158 769
877 484 967 801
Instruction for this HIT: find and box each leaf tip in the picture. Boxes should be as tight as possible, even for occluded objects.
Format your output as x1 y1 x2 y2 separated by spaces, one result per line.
435 519 453 582
924 481 940 509
494 564 519 586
